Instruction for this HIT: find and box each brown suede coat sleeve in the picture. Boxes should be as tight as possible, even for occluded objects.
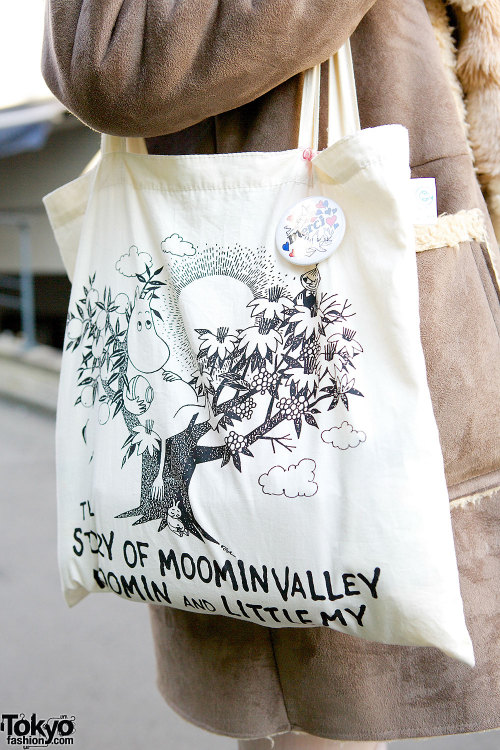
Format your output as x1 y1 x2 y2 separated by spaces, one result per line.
42 0 376 137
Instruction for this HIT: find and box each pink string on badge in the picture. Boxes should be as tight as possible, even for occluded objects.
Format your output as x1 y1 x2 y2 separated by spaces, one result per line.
302 148 317 161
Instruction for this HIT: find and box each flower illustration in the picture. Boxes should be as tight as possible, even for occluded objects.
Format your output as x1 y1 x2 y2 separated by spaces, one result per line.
327 327 363 360
191 363 214 395
198 326 239 361
316 341 342 381
284 368 318 395
247 285 294 321
338 372 355 395
131 419 161 456
283 347 319 395
238 324 282 358
288 304 321 339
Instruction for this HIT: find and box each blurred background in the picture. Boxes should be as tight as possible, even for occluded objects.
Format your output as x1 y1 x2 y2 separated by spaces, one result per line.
0 3 99 364
0 4 498 749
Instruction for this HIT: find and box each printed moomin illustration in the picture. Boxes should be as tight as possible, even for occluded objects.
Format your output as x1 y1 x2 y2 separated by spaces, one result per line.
64 236 366 547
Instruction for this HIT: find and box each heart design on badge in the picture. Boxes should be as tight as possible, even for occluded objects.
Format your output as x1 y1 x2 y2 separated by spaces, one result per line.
276 195 346 266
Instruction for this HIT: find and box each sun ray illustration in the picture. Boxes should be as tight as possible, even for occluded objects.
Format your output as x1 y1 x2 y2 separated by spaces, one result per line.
168 243 293 297
151 243 295 368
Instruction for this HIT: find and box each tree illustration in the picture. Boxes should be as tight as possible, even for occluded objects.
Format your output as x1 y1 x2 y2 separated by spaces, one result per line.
65 261 364 547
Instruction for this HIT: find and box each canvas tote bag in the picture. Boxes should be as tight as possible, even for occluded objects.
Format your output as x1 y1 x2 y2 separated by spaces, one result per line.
44 43 475 666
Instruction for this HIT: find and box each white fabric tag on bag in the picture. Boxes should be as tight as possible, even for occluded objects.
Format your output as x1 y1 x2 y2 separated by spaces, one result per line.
411 178 437 224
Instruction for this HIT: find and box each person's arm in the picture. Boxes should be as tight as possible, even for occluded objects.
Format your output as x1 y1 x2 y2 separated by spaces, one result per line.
42 0 376 137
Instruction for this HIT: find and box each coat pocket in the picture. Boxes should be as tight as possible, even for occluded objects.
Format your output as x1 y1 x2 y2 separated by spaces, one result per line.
415 210 500 488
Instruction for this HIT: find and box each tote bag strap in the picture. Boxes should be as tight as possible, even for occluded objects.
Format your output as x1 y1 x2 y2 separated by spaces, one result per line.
82 134 147 170
100 134 148 156
298 39 361 151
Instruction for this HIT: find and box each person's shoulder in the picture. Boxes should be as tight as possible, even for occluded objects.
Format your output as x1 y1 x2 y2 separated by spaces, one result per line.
42 0 376 136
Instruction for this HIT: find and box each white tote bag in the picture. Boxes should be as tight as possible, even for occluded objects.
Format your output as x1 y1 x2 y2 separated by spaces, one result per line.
44 44 475 666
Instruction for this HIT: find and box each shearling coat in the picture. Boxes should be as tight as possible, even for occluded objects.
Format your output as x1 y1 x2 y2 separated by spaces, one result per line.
42 0 500 741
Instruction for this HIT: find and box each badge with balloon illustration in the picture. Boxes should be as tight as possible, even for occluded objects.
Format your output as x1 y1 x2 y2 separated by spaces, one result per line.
276 196 346 265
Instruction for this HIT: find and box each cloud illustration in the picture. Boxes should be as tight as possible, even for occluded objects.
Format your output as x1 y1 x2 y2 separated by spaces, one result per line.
321 421 366 450
115 245 153 277
259 458 317 498
161 233 196 257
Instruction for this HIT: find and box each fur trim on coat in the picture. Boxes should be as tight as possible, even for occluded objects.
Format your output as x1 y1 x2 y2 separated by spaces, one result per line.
426 0 500 241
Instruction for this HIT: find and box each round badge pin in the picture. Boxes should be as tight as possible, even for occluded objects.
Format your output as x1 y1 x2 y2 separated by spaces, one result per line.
276 196 346 266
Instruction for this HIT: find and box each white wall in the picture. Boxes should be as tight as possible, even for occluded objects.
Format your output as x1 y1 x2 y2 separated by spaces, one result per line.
0 121 100 274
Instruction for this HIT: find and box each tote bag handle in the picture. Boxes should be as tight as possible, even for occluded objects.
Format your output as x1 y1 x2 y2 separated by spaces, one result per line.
298 39 361 151
100 40 360 157
99 134 149 157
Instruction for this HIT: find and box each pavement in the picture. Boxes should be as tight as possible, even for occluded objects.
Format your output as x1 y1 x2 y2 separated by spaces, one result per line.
0 331 61 413
0 391 499 750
